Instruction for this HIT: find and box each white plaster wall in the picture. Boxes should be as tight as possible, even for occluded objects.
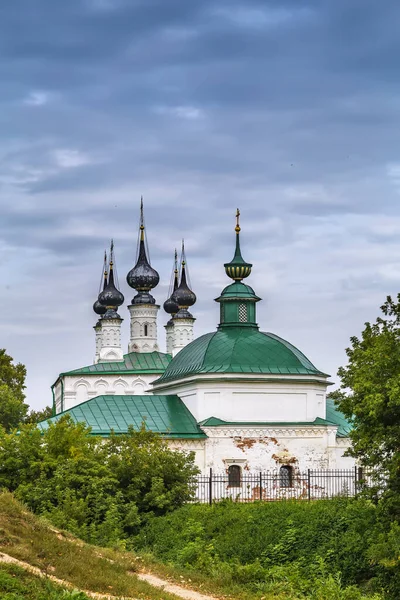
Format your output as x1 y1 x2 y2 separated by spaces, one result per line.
56 372 161 412
167 428 355 475
153 376 329 423
168 439 206 471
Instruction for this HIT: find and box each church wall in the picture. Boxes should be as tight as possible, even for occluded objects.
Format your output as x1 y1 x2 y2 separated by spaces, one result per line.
54 373 159 413
153 376 328 423
197 425 355 474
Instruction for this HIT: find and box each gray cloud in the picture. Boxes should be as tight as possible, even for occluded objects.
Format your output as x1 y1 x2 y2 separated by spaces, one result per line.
1 0 400 407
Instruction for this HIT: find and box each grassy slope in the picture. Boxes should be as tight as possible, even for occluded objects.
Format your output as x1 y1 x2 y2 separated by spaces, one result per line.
0 562 90 599
0 492 176 600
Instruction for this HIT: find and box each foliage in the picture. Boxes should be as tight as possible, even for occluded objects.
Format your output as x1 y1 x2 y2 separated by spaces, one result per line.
135 500 394 599
335 295 400 516
0 563 90 600
0 349 28 431
24 405 53 424
0 416 198 545
0 492 177 600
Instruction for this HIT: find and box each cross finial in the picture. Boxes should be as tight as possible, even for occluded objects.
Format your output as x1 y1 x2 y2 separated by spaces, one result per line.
235 208 241 233
174 248 178 272
139 196 145 240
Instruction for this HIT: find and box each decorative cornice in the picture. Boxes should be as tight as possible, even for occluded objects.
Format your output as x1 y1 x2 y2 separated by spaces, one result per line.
201 425 338 438
153 372 330 390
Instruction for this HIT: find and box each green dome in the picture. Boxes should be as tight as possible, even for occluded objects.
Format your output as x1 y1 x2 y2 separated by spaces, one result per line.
155 327 328 384
218 281 259 300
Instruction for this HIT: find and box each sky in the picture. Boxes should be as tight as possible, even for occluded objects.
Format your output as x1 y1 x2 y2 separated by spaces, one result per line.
1 0 400 410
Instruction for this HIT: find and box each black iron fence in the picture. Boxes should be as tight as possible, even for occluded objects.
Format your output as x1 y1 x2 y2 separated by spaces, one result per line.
192 468 378 504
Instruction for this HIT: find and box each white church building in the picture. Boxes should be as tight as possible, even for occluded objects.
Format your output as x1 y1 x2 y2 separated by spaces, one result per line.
42 203 354 493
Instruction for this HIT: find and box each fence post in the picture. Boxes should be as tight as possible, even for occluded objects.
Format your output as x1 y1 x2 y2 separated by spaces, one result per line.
259 471 263 501
307 469 311 501
209 467 213 506
354 465 358 497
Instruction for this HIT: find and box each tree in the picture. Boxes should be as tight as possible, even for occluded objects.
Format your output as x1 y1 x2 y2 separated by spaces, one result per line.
0 349 26 402
0 416 199 546
0 349 28 431
336 294 400 516
25 406 53 424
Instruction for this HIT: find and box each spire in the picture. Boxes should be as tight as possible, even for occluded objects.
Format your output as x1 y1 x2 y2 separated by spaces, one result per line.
216 210 260 328
126 197 160 304
98 240 124 317
224 208 252 281
93 250 108 316
163 249 180 316
171 240 196 314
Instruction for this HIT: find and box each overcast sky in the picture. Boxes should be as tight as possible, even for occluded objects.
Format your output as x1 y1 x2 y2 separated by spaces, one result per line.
1 0 400 409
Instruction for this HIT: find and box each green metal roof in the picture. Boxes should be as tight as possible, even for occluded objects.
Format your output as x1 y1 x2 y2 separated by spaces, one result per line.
325 398 353 437
198 416 337 427
60 351 171 377
38 395 206 438
155 328 328 385
216 281 260 301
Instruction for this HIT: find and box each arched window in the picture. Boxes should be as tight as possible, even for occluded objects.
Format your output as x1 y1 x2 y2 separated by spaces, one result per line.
228 465 241 487
144 324 148 337
279 465 293 488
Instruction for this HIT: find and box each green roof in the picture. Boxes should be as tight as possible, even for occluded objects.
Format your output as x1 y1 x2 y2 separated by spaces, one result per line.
155 328 328 385
216 281 260 301
326 398 353 437
60 351 171 377
38 395 206 438
199 416 337 427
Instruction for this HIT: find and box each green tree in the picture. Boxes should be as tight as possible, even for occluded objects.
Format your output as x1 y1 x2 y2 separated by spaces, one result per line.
0 415 199 545
25 406 53 424
0 349 28 430
336 294 400 516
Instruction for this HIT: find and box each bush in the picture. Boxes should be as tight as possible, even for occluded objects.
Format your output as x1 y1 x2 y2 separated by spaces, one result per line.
0 416 198 546
135 499 394 599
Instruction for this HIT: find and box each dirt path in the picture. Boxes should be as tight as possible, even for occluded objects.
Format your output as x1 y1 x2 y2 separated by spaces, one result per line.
0 550 218 600
138 573 219 600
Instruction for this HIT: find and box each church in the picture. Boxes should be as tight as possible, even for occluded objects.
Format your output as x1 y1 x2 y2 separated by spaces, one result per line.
40 202 354 480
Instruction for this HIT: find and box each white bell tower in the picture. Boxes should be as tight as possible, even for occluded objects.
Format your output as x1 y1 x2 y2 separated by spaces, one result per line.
126 198 161 353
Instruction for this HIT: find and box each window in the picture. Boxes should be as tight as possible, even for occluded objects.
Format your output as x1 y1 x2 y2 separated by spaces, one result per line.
228 465 241 487
238 303 247 322
279 465 293 488
220 304 225 323
144 324 148 337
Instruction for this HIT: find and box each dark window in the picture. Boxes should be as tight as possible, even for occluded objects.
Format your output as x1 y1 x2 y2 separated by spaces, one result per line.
144 324 148 336
279 465 293 488
220 304 225 323
228 465 241 487
238 303 247 322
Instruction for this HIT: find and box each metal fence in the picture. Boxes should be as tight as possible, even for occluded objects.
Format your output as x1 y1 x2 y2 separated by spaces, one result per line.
192 468 378 504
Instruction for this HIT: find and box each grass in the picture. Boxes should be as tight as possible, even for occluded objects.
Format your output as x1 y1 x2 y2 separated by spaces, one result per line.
0 562 90 599
0 491 177 600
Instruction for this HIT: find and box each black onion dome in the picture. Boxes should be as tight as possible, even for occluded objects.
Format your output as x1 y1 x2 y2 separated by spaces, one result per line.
163 296 179 315
126 238 160 292
171 262 196 308
93 299 106 315
98 264 124 309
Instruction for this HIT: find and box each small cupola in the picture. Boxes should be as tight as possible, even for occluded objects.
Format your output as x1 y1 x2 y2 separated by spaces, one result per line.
163 249 179 318
126 197 160 305
93 250 108 317
216 209 260 328
98 240 124 318
171 241 196 318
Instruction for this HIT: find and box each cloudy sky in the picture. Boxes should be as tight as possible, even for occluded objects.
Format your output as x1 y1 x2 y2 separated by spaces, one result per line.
1 0 400 409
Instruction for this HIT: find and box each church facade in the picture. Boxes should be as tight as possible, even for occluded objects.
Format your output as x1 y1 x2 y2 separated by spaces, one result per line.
44 203 354 482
